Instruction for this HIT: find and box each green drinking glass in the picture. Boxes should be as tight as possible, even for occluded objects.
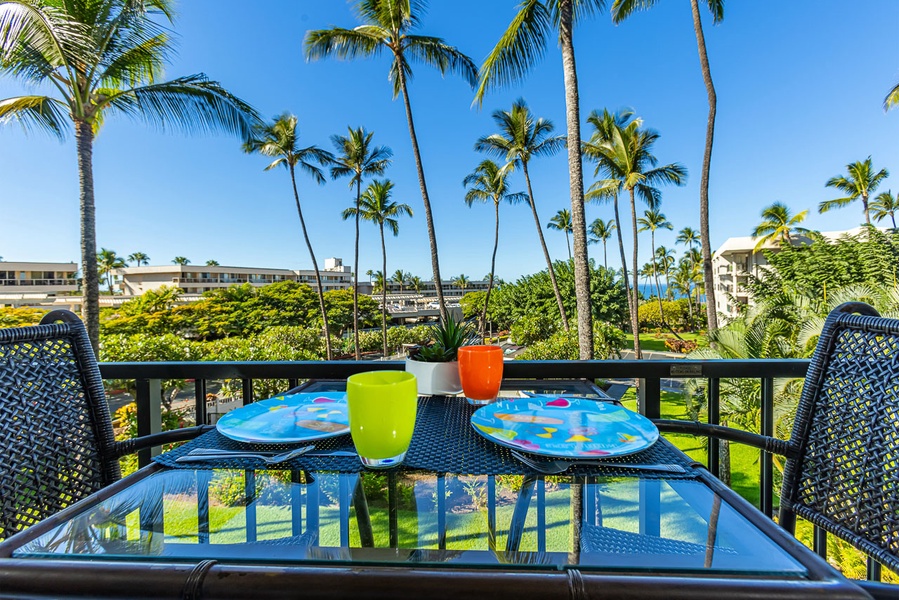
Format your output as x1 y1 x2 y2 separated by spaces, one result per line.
346 370 418 469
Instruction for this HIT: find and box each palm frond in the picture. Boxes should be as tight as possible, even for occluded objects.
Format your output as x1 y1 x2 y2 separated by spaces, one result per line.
0 94 68 138
817 197 853 213
474 0 550 105
102 74 260 140
404 35 477 87
885 80 899 112
549 0 607 25
97 30 168 90
0 1 91 70
303 27 383 62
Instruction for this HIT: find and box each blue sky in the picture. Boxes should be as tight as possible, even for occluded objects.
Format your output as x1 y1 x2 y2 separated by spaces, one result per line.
1 0 897 283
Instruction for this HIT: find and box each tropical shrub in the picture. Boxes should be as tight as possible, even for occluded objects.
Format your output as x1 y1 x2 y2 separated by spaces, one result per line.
665 339 698 353
510 313 557 346
0 307 48 328
637 299 693 331
516 322 625 360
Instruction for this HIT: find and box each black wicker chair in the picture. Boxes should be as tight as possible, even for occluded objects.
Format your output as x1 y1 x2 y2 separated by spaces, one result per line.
0 310 212 541
657 302 898 588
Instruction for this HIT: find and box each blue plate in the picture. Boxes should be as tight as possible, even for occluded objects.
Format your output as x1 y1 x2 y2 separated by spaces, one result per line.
471 396 659 458
216 392 350 443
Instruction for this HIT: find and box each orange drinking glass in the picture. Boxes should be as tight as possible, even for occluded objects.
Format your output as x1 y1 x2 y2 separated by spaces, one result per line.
458 345 504 405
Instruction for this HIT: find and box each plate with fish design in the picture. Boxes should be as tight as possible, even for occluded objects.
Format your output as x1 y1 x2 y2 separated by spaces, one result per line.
470 396 658 458
216 392 350 443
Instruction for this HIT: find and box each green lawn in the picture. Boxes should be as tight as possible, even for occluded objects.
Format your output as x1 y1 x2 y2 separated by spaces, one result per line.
624 332 708 353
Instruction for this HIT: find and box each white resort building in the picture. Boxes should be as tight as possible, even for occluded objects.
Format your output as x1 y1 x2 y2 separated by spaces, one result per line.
115 258 354 295
713 226 878 319
0 261 78 306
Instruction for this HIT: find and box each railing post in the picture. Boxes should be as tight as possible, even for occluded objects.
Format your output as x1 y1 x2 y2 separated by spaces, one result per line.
637 378 661 419
708 378 720 477
135 378 162 468
760 377 774 518
194 378 208 426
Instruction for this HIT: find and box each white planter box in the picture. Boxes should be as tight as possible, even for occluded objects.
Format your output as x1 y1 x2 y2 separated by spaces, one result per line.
404 359 462 396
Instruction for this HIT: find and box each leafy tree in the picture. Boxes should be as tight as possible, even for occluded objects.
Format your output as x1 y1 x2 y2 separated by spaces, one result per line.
97 248 125 294
0 0 258 352
489 260 628 332
547 208 573 259
305 0 477 321
475 99 568 330
752 202 809 250
172 256 190 265
588 217 615 269
612 0 725 335
516 321 625 360
323 288 379 337
0 307 46 327
820 157 889 224
460 291 486 321
244 113 334 359
462 159 526 334
343 179 412 357
128 252 150 267
871 190 898 228
747 226 899 305
330 126 391 359
478 0 607 359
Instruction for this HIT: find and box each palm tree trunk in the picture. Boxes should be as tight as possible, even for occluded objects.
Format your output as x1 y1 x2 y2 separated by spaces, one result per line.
691 0 719 334
75 120 100 355
523 162 569 330
651 232 666 327
602 239 608 269
380 223 388 358
482 200 501 338
559 0 593 359
612 194 635 339
289 164 332 360
862 192 871 224
352 179 362 359
566 231 572 260
628 188 643 359
397 61 447 322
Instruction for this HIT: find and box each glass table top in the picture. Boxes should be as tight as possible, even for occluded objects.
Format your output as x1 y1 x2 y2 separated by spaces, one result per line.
14 468 807 577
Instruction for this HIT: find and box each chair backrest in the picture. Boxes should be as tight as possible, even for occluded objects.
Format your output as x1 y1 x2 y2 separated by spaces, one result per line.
779 303 899 572
0 310 119 541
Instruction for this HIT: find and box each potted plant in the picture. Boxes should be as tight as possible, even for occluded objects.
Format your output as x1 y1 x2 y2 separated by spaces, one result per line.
405 313 477 395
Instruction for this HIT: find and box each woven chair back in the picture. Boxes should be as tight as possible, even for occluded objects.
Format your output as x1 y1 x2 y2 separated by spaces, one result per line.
0 311 119 541
780 304 899 572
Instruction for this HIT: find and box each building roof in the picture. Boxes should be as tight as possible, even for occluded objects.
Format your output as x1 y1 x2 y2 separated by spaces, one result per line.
714 226 886 257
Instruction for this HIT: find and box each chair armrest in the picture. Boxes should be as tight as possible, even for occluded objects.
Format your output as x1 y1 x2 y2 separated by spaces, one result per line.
112 425 215 458
652 419 798 458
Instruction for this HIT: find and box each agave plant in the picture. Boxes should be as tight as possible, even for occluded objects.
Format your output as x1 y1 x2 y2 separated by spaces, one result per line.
410 314 478 362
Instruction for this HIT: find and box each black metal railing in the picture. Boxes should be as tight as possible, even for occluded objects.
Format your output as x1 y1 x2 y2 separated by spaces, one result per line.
97 358 891 583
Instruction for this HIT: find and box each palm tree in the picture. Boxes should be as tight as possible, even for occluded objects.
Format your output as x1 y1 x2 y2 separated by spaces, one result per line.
584 108 639 346
477 0 606 359
366 269 375 283
305 0 476 322
475 99 569 330
391 270 409 292
408 275 423 294
343 180 412 358
547 208 574 260
638 209 673 320
128 252 150 267
588 218 616 269
672 257 697 329
371 270 386 294
330 126 392 359
97 248 125 294
752 202 809 250
463 159 527 335
655 245 676 300
676 226 699 254
820 157 890 224
587 116 687 356
205 260 220 266
244 113 335 360
172 257 191 265
612 0 725 335
0 0 259 352
871 190 898 228
453 274 470 294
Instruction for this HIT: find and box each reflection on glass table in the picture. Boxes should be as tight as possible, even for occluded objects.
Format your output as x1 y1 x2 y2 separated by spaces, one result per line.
15 468 805 577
